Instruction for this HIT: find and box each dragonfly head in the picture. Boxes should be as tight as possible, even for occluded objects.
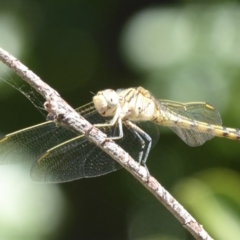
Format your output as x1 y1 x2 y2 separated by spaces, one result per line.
93 89 119 116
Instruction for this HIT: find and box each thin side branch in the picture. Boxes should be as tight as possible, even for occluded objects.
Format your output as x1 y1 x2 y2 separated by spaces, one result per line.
0 47 213 240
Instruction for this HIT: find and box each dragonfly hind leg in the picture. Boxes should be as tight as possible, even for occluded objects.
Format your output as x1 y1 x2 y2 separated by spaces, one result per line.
125 120 152 170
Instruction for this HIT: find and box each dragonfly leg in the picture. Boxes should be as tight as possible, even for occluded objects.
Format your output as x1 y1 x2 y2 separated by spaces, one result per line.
107 118 124 140
126 127 144 164
125 121 152 169
94 107 124 140
94 106 121 128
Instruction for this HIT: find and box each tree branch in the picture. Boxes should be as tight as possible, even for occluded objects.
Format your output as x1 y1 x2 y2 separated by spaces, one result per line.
0 47 213 240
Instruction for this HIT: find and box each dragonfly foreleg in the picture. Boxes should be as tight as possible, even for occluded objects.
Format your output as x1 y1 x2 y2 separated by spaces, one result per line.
94 106 123 140
107 117 124 140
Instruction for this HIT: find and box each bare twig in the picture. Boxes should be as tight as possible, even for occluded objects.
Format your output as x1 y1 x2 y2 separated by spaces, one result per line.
0 47 213 240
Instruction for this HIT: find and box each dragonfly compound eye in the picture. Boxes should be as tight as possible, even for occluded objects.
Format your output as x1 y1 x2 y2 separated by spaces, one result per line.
102 89 119 108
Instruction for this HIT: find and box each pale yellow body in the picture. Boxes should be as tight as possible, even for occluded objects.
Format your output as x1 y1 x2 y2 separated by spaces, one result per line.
93 86 240 146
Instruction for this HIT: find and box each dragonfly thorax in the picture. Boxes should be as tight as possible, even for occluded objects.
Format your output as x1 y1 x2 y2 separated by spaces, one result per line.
116 87 158 122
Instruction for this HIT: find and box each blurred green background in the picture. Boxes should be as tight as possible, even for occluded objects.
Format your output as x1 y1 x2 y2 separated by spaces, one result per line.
0 0 240 239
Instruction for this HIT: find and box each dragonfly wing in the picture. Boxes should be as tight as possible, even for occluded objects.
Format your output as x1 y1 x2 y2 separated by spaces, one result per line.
159 100 222 146
0 122 78 164
0 102 102 165
31 124 144 182
169 127 214 146
31 136 121 182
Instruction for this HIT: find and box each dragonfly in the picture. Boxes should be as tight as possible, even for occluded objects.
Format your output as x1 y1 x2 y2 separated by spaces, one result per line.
94 87 240 143
0 86 239 183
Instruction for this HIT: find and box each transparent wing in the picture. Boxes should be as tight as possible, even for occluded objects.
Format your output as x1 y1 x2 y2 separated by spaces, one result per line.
30 114 160 182
0 103 105 164
0 122 76 164
159 100 222 146
31 124 145 183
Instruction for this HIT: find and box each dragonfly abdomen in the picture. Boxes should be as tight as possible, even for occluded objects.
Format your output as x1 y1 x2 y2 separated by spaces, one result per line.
207 125 240 140
166 116 240 141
